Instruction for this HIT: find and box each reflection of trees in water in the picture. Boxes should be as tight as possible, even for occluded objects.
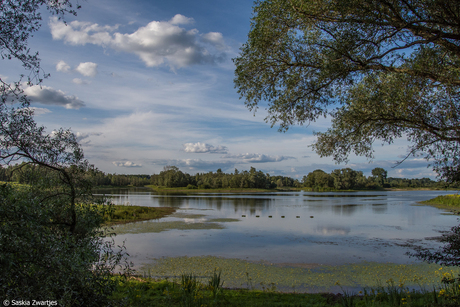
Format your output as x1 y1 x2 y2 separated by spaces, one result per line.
333 204 361 216
310 203 363 216
156 196 273 215
372 203 388 214
156 196 189 208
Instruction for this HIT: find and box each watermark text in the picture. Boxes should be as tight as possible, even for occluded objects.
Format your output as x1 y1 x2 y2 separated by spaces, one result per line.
3 300 58 306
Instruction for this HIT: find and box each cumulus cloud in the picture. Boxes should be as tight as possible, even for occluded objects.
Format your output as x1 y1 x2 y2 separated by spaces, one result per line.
23 85 85 109
56 60 71 72
183 142 228 154
201 32 226 50
72 78 90 85
170 14 194 25
75 62 98 77
49 14 227 69
222 153 295 163
113 161 142 168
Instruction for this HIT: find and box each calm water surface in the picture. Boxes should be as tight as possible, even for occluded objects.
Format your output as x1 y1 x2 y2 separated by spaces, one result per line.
95 189 459 269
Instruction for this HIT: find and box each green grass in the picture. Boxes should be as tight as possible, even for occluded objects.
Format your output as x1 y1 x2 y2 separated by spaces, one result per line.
110 271 460 307
140 256 460 292
102 205 176 226
420 194 460 213
110 276 341 306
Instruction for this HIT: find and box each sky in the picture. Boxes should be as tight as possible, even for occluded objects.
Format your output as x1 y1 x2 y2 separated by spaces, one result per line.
2 0 439 179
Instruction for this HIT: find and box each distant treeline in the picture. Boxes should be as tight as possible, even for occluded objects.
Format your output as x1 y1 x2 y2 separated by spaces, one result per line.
150 166 456 190
151 166 294 189
300 168 455 190
1 164 457 190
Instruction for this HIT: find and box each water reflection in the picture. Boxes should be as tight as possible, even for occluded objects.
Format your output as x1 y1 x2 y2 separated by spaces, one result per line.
372 203 388 214
316 226 351 235
332 204 362 216
97 189 459 266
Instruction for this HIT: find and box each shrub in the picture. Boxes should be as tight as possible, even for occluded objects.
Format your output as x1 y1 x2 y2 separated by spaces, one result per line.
0 183 131 306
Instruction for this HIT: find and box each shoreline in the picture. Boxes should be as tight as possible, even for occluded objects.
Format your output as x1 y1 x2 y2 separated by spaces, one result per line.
95 185 454 193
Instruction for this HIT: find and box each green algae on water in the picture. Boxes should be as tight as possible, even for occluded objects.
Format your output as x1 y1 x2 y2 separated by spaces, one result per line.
140 256 460 292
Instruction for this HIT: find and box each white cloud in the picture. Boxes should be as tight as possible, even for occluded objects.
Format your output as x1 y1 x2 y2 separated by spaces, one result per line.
49 18 117 45
56 60 71 73
49 15 227 69
23 85 85 109
72 78 90 85
170 14 194 25
183 142 228 153
113 161 143 168
201 32 227 50
222 153 296 163
75 62 98 77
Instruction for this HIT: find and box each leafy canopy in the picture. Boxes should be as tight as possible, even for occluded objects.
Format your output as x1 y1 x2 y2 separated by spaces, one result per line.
0 1 132 304
234 0 460 181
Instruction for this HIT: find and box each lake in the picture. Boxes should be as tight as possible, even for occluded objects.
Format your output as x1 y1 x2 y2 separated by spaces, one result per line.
96 189 460 291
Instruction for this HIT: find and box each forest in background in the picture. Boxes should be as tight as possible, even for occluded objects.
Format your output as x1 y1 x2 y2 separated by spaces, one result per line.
2 164 458 191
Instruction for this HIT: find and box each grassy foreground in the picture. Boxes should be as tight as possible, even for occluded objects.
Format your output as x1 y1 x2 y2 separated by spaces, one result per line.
420 194 460 214
111 271 460 307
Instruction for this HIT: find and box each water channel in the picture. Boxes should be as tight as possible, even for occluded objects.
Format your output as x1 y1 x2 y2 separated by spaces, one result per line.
96 189 460 291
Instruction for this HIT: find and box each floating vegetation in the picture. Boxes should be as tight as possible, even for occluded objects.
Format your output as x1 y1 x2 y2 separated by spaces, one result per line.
110 220 225 234
140 256 460 292
207 218 240 223
102 205 176 226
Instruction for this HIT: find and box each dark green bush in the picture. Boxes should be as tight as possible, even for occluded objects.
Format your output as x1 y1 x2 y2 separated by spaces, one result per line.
0 183 130 306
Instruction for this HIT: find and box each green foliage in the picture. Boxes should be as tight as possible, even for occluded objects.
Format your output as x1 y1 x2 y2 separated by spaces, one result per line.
422 194 460 208
112 273 460 306
234 0 460 182
0 1 132 304
410 223 460 267
103 205 176 225
112 275 336 307
0 183 130 306
151 166 295 189
411 196 460 269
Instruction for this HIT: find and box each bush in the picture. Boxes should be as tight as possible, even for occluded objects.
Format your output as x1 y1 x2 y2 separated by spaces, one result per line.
0 183 131 306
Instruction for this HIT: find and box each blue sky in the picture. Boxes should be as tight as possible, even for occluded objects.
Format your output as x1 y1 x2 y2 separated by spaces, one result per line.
3 0 438 179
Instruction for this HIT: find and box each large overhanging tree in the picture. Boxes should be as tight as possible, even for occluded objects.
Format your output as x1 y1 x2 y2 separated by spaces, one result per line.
1 1 131 304
234 0 460 181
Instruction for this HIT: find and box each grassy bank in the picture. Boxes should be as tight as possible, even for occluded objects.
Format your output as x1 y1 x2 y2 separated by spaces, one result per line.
111 271 460 307
420 194 460 214
103 205 176 226
104 205 176 225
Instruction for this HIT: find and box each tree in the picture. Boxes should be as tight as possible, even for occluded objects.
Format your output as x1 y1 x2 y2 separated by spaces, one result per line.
372 167 388 186
409 224 460 267
303 169 333 189
331 168 360 190
0 1 130 304
234 0 460 181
